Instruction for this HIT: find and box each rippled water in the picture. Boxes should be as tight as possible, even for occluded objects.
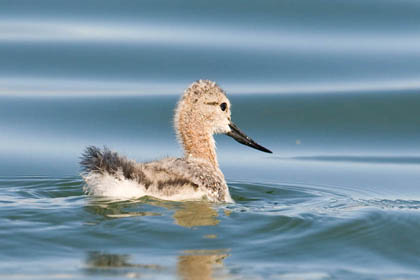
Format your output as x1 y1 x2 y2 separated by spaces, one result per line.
2 0 420 96
2 176 420 279
2 0 420 279
2 95 420 279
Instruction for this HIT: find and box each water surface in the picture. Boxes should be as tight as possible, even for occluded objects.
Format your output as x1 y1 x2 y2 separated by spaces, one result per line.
1 0 420 279
1 95 420 279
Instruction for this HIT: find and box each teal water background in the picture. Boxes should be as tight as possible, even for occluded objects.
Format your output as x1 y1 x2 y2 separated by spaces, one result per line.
1 1 420 279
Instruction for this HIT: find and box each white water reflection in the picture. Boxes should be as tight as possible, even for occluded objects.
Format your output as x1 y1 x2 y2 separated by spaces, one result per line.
2 76 420 96
1 19 420 54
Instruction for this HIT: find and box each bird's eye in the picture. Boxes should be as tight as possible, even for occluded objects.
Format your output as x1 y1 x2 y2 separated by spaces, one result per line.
220 102 227 111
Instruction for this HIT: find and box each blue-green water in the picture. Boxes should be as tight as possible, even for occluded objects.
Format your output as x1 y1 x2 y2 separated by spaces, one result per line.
1 1 420 279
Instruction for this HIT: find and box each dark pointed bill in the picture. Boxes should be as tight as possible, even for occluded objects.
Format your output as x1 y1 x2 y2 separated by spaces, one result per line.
226 122 272 153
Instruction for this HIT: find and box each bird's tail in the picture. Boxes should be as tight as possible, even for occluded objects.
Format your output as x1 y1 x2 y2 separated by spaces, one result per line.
80 146 137 179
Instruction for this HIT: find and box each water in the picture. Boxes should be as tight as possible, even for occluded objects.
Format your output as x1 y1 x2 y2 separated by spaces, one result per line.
1 1 420 279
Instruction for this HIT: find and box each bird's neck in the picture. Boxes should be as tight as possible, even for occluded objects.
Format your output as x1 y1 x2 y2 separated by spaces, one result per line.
180 129 219 169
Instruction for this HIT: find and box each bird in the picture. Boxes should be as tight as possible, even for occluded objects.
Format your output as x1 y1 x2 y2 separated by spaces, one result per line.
80 80 272 202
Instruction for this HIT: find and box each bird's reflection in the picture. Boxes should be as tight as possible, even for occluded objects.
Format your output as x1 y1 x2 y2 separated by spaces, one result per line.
177 249 229 280
84 198 230 279
83 197 162 220
85 251 159 269
173 201 220 227
84 196 221 227
85 249 229 280
84 251 162 278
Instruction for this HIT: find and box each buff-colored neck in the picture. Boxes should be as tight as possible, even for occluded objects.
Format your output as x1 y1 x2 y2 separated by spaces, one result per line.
180 126 218 169
176 112 219 169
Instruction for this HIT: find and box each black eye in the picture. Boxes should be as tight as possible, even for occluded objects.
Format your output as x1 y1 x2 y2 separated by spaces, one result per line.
220 102 227 111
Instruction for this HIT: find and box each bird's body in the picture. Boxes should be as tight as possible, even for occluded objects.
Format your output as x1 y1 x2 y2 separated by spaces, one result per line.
81 80 271 202
82 147 232 202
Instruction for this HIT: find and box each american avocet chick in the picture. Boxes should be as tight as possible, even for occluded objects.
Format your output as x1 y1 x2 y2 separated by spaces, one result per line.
81 80 272 202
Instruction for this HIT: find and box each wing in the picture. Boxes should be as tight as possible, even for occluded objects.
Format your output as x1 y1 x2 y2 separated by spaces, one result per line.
142 158 228 202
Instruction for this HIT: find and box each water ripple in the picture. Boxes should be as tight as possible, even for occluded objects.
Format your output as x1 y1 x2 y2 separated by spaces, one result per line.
2 19 420 54
1 176 420 278
290 155 420 166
